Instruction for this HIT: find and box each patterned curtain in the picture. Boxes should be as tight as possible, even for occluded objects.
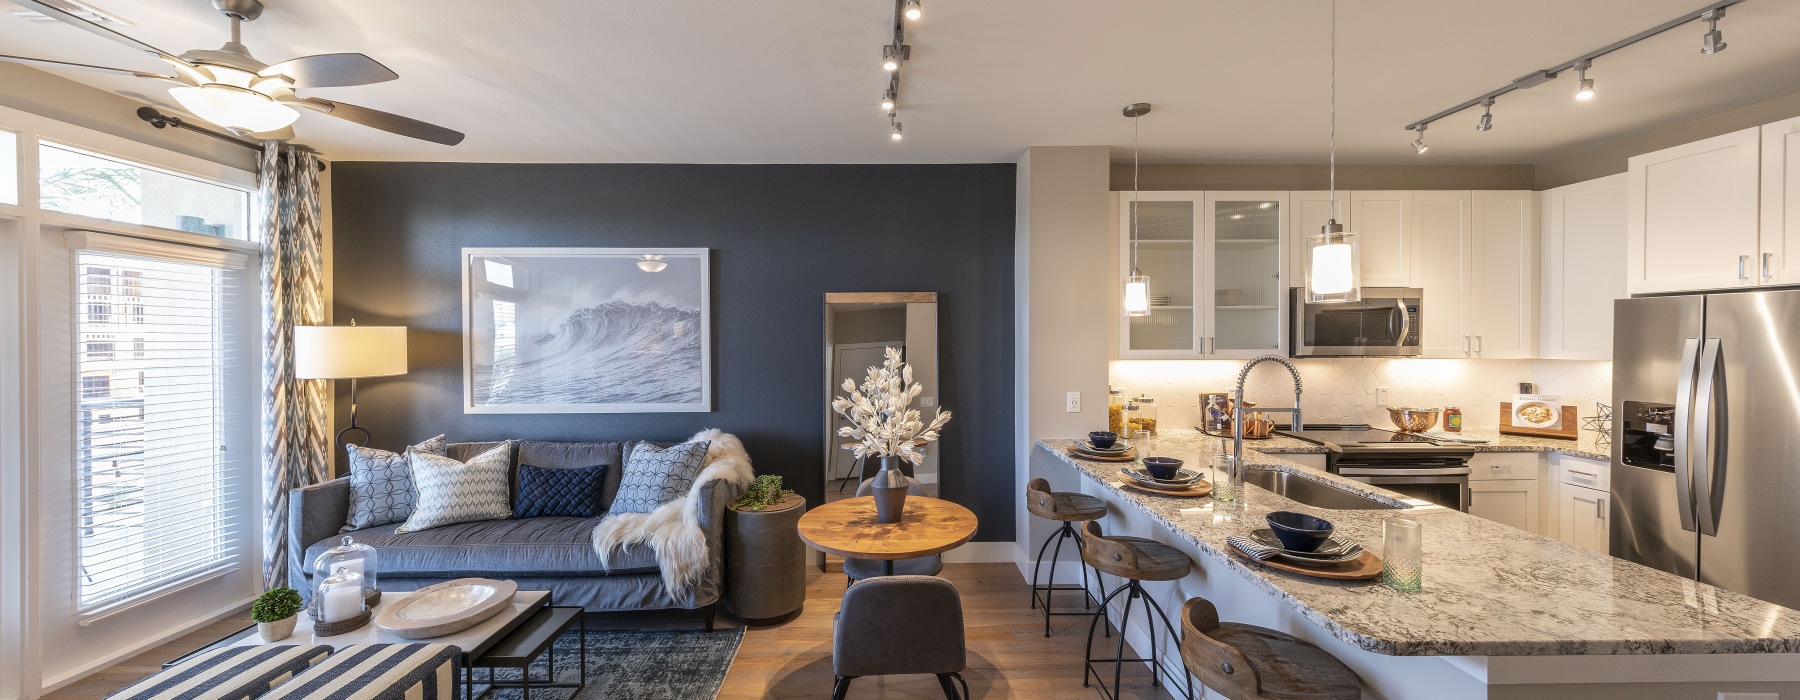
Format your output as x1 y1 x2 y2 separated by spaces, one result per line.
259 144 329 588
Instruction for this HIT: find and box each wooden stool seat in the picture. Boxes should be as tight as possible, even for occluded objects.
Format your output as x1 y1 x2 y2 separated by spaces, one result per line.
1180 598 1359 700
1027 490 1108 522
1080 523 1191 582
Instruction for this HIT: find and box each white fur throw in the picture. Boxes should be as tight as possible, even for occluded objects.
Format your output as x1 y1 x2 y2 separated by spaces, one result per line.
590 429 756 596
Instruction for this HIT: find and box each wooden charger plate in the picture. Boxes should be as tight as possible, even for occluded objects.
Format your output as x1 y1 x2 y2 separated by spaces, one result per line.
1227 532 1383 580
1119 479 1213 498
1067 447 1136 462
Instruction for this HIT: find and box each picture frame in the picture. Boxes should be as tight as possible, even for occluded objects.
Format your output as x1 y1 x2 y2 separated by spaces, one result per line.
461 247 711 413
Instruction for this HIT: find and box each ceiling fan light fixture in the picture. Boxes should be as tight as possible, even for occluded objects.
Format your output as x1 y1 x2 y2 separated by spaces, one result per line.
169 83 298 133
636 255 668 272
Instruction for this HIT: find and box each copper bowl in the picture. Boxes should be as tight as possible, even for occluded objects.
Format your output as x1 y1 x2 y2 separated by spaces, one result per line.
1387 407 1441 433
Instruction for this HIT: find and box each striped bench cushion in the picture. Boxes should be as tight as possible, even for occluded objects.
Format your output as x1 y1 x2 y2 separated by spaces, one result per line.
263 644 458 700
107 645 334 700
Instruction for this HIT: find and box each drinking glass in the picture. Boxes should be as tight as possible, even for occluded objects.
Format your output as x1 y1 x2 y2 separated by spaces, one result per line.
1211 454 1242 502
1381 517 1423 592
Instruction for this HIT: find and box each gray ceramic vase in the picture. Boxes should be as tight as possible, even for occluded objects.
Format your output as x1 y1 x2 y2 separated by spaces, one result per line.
869 455 910 523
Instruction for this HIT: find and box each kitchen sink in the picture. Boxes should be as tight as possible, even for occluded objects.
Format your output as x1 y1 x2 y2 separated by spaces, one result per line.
1241 468 1408 510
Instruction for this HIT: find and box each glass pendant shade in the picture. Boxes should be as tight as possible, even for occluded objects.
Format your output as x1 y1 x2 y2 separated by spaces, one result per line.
1123 272 1151 316
1305 223 1361 303
169 84 300 133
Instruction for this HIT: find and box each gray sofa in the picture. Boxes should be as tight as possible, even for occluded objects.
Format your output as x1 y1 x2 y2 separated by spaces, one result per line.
288 439 741 625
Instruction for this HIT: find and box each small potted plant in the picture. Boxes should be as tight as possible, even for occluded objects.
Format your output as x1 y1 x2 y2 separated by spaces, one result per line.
252 587 304 642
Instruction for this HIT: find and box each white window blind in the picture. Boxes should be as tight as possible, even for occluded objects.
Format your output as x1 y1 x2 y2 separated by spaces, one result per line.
73 247 245 612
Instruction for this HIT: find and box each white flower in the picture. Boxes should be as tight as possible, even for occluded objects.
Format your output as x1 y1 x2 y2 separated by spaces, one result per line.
829 345 954 465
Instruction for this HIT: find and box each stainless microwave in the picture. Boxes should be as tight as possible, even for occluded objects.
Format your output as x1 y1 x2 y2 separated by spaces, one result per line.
1290 287 1422 357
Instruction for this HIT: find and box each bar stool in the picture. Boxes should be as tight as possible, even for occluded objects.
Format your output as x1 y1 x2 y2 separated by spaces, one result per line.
1178 597 1360 700
836 442 866 493
1080 521 1194 700
1025 478 1109 638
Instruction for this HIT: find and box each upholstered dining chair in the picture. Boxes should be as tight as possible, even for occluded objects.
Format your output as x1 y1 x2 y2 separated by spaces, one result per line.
844 477 944 583
832 575 969 700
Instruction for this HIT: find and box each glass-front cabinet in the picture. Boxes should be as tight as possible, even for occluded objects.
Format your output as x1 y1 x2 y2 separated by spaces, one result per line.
1117 191 1287 359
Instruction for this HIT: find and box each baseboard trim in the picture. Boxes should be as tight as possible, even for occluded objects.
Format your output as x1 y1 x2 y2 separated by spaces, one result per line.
941 541 1018 563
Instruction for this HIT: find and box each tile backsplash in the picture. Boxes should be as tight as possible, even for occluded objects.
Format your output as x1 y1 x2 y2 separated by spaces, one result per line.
1110 358 1611 432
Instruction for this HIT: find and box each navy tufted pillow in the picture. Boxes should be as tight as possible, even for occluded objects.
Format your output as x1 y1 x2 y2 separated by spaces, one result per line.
512 463 607 518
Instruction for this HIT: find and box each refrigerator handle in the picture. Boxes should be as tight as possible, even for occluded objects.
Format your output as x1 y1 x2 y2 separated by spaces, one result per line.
1674 338 1700 533
1694 338 1726 537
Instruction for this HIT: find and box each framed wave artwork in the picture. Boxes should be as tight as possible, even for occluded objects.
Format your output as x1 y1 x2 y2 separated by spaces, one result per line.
461 247 711 413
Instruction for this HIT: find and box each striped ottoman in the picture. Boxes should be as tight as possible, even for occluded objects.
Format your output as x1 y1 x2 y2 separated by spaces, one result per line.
107 645 334 700
263 644 459 700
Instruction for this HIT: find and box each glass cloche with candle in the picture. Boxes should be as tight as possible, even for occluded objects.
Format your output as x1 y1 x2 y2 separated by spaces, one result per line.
312 535 380 607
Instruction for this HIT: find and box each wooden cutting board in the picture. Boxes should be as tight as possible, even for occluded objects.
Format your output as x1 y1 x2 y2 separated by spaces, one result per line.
1499 402 1580 440
1227 537 1383 580
1119 480 1214 498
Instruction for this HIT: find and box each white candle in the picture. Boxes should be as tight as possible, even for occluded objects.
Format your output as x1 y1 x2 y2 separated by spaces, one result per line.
321 583 362 623
330 559 363 579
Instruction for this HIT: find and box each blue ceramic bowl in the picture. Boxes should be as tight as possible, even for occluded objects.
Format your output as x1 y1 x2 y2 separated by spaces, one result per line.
1088 431 1120 449
1142 457 1184 480
1266 511 1334 553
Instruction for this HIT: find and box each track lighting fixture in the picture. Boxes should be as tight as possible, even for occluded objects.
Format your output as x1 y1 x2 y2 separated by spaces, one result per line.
1573 60 1595 100
881 44 906 71
1399 1 1743 152
890 122 903 140
904 0 921 21
881 88 896 110
1700 8 1726 54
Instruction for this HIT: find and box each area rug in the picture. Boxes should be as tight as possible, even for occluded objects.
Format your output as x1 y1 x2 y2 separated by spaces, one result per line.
467 627 744 699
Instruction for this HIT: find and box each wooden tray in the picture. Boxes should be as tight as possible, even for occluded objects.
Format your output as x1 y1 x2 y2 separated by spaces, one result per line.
1067 447 1136 462
1499 402 1580 440
1227 538 1383 580
1119 479 1213 498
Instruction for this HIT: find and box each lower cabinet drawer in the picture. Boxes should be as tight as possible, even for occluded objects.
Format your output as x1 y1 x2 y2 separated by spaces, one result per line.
1469 453 1541 482
1556 454 1611 492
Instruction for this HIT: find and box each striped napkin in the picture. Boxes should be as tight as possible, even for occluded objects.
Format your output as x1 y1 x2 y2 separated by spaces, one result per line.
1227 533 1285 561
1228 533 1363 562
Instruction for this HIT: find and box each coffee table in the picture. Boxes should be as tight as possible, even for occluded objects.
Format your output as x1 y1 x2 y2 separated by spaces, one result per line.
170 589 587 699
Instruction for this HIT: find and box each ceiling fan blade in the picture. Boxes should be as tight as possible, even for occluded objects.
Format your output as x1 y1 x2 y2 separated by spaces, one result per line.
300 97 463 146
260 53 397 88
0 53 175 80
9 0 191 66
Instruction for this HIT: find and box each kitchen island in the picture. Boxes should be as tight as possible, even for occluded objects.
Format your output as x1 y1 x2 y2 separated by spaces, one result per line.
1035 430 1800 699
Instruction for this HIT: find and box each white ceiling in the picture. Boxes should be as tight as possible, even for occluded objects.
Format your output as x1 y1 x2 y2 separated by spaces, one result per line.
2 0 1797 164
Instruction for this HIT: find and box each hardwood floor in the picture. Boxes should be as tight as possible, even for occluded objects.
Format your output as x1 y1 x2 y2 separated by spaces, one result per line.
44 562 1176 700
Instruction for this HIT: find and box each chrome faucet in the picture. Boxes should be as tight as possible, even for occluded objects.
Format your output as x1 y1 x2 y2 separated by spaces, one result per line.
1233 354 1304 467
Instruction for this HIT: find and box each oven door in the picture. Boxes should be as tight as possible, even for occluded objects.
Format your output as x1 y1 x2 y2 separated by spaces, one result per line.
1291 287 1422 357
1337 466 1471 512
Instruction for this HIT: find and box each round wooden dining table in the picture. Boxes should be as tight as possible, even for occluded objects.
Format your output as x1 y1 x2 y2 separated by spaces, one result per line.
797 496 978 577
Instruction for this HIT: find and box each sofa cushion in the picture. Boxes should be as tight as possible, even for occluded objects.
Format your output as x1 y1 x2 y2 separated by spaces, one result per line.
612 440 710 514
513 463 606 518
397 443 514 534
517 441 626 510
342 435 446 532
312 517 659 579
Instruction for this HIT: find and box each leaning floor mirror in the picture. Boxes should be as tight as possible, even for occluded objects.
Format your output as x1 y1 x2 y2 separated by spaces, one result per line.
822 292 941 505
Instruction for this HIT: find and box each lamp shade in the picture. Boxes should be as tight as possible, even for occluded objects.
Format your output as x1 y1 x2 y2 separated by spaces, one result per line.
294 326 408 379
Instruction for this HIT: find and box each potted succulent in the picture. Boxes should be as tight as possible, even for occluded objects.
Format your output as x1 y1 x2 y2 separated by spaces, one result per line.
724 475 807 624
252 587 304 642
832 346 952 523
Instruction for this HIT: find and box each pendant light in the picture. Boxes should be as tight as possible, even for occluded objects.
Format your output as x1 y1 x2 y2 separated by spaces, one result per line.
1305 0 1361 303
1123 102 1152 317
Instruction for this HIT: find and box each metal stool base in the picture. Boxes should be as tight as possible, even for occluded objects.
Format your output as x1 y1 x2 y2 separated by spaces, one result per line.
1028 520 1109 638
1082 579 1193 700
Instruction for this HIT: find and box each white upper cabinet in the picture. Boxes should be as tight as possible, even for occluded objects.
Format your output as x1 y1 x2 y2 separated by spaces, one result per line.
1350 191 1416 288
1117 192 1200 359
1470 191 1537 359
1414 191 1473 357
1541 174 1628 361
1627 126 1762 294
1204 192 1288 358
1762 116 1800 286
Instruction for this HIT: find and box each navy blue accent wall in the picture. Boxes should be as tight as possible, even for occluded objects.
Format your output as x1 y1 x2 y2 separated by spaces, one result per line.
330 163 1016 541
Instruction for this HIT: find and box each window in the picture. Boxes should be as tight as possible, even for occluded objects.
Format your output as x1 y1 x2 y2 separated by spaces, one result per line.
40 143 249 239
0 128 16 205
73 251 240 611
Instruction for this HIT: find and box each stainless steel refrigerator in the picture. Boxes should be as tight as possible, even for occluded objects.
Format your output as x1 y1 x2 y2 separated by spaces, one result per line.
1612 290 1800 610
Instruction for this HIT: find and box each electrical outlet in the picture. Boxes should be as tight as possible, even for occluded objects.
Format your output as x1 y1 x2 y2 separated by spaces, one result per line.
1718 693 1778 700
1066 392 1082 413
919 396 936 407
1376 386 1390 406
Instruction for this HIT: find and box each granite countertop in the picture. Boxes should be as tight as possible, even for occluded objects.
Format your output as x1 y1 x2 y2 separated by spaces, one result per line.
1225 426 1611 461
1042 430 1800 657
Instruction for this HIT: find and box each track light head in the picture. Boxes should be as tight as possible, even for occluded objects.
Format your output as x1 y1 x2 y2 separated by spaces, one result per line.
903 0 921 21
1701 8 1727 54
891 122 903 140
1576 78 1596 100
881 44 907 71
1475 99 1494 132
1410 125 1429 154
881 89 896 111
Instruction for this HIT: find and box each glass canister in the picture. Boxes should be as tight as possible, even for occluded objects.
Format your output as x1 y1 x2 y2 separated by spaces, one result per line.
1107 388 1127 435
314 569 366 624
312 535 380 606
1123 397 1142 436
1135 396 1159 435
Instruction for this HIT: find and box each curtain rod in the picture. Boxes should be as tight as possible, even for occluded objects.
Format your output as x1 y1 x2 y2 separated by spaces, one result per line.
135 106 326 170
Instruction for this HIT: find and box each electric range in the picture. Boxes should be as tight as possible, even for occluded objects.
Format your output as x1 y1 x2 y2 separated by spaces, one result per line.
1276 423 1475 511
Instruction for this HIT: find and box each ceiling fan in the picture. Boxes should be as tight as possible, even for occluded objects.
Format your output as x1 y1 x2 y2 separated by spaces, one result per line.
1 0 463 145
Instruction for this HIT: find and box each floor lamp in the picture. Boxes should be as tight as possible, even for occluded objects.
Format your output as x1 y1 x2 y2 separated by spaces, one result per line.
295 324 408 449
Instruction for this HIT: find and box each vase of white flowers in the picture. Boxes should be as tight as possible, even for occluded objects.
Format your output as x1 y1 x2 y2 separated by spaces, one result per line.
832 346 952 524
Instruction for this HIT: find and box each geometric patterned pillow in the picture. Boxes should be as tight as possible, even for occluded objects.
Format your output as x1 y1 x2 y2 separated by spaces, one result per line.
512 463 607 519
342 434 447 532
611 440 711 514
396 441 514 534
